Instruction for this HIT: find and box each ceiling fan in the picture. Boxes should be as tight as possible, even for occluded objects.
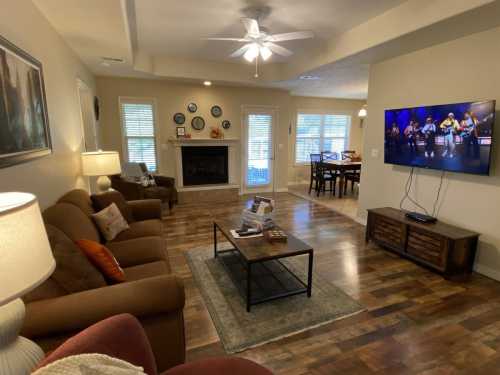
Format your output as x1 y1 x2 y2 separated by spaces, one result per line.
204 18 314 77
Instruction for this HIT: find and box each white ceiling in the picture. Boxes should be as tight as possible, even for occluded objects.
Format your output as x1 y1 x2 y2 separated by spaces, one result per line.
135 0 407 64
33 0 500 99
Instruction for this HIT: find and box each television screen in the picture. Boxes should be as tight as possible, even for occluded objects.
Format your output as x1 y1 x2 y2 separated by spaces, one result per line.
384 100 495 175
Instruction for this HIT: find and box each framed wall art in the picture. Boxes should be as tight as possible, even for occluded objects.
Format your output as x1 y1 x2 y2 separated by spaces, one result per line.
0 34 51 168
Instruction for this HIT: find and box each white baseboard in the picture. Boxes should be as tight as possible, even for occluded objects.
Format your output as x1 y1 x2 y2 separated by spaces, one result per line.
275 188 289 193
474 263 500 281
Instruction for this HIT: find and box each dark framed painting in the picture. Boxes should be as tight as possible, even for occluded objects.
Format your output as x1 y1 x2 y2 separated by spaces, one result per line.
0 34 51 168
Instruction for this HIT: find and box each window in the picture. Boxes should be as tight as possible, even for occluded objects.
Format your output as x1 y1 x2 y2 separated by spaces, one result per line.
295 113 351 163
120 99 158 171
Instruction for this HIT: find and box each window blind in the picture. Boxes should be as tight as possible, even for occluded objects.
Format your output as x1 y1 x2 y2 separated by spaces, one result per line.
295 113 350 163
120 102 157 171
247 113 272 186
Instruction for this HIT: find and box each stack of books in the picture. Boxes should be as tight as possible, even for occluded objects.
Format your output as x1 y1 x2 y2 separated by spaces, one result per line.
241 209 274 231
240 196 275 231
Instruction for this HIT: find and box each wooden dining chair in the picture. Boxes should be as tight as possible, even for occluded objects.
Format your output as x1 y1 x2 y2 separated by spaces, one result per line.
321 151 339 161
344 170 361 195
341 150 356 160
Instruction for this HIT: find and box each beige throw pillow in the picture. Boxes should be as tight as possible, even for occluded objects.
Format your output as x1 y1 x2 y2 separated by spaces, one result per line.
92 203 129 241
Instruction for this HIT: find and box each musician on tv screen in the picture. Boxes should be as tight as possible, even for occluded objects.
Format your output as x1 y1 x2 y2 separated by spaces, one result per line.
403 120 419 155
440 112 460 158
460 111 492 158
421 116 437 158
388 122 401 153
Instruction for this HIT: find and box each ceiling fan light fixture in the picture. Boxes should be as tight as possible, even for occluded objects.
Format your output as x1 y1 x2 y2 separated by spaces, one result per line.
260 46 272 61
244 43 259 62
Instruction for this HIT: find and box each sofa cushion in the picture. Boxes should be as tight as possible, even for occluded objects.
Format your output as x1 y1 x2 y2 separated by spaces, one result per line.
23 278 67 303
76 239 126 283
91 191 134 223
47 225 107 292
57 189 96 218
123 261 170 281
92 203 129 241
106 237 168 268
43 203 101 243
110 220 162 242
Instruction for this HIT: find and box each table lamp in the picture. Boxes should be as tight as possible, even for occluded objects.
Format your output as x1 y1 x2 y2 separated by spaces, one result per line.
81 150 122 192
0 192 55 374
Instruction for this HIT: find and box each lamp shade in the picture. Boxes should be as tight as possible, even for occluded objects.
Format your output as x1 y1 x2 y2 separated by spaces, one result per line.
0 192 55 306
81 151 121 176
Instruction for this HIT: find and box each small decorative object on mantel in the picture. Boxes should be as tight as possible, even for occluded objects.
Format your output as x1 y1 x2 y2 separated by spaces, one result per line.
221 120 231 129
187 102 197 113
173 112 185 125
0 34 52 168
211 105 222 118
191 116 205 130
210 126 223 139
176 126 186 138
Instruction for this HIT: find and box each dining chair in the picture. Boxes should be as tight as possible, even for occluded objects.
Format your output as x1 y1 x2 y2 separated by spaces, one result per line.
313 153 337 197
321 151 339 161
341 150 356 160
344 170 361 195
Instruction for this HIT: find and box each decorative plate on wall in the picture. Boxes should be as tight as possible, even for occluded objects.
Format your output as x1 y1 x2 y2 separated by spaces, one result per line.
191 116 205 131
187 102 197 113
173 112 186 125
211 105 222 118
221 120 231 129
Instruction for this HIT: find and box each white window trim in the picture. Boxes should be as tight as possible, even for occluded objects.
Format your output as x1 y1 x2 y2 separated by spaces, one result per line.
240 105 278 194
118 96 161 172
294 109 353 166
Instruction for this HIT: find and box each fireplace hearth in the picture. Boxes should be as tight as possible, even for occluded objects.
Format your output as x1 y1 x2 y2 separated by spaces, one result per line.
181 146 228 186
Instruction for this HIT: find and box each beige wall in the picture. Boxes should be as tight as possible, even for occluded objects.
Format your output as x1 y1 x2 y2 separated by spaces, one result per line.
359 26 500 280
96 77 292 191
96 76 366 191
0 0 96 208
288 96 366 184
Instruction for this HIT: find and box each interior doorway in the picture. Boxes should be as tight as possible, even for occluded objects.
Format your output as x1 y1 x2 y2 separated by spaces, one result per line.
77 79 98 151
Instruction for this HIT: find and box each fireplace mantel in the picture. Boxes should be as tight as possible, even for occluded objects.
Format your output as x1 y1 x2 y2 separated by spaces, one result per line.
168 138 240 191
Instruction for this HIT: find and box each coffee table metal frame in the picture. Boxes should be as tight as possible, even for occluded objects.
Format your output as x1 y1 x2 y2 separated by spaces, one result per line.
213 221 313 312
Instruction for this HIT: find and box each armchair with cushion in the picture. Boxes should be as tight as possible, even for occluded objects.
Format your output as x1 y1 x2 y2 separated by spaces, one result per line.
36 314 273 375
110 162 178 209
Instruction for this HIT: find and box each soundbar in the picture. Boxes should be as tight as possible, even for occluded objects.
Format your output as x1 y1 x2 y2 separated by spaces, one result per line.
405 211 437 224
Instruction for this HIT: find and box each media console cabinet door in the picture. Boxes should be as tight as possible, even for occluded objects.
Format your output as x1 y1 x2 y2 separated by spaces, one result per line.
369 212 406 252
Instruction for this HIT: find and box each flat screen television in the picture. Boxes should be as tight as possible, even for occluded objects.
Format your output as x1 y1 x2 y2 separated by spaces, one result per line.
384 100 496 175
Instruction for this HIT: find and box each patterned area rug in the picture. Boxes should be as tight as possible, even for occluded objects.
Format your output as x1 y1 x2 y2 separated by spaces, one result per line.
186 242 364 353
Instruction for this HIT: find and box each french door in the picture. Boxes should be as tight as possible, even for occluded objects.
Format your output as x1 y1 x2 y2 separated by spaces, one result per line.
242 107 276 192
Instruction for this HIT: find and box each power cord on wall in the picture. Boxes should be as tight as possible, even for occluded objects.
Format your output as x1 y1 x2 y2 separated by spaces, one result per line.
399 167 446 218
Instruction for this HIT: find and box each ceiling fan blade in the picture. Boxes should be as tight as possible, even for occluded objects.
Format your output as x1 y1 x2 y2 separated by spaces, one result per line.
202 37 249 42
230 44 252 58
268 31 314 42
265 42 293 57
241 18 260 37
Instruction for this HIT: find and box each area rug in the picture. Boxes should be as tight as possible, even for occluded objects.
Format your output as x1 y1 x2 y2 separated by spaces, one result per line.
186 242 364 353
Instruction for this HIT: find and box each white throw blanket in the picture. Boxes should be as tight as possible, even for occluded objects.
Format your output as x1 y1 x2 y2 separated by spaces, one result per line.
33 354 147 375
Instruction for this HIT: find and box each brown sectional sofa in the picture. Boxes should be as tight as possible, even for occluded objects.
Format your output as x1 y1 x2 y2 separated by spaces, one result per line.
21 189 185 372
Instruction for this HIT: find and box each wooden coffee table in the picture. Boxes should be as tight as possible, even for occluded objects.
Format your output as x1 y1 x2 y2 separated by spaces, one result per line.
213 219 314 312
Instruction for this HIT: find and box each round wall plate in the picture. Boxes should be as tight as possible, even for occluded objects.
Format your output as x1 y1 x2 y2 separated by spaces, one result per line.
211 105 222 118
221 120 231 129
173 112 185 125
191 116 205 131
187 102 197 113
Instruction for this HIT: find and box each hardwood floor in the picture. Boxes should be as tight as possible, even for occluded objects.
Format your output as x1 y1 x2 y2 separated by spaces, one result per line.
164 193 500 374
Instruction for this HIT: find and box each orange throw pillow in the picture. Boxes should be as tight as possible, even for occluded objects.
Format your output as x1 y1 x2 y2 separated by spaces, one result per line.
75 239 126 283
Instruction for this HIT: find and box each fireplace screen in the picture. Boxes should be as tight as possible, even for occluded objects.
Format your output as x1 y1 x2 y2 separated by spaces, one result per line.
181 146 228 186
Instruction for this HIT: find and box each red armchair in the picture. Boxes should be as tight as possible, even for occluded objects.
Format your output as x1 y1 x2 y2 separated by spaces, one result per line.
36 314 272 375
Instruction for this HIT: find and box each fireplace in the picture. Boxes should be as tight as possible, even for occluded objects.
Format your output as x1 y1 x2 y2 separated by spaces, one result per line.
181 146 228 186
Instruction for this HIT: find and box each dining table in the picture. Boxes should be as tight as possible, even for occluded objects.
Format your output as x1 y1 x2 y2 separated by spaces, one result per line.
321 160 362 198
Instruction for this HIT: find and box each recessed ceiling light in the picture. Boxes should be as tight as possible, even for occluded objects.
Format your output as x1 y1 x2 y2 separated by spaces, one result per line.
299 75 320 80
203 81 212 86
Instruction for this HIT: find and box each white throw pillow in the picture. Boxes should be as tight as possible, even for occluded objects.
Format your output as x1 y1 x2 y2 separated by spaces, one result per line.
33 353 146 375
92 203 129 241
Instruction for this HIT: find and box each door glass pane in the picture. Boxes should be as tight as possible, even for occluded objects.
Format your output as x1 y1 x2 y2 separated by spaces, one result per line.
247 113 272 186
